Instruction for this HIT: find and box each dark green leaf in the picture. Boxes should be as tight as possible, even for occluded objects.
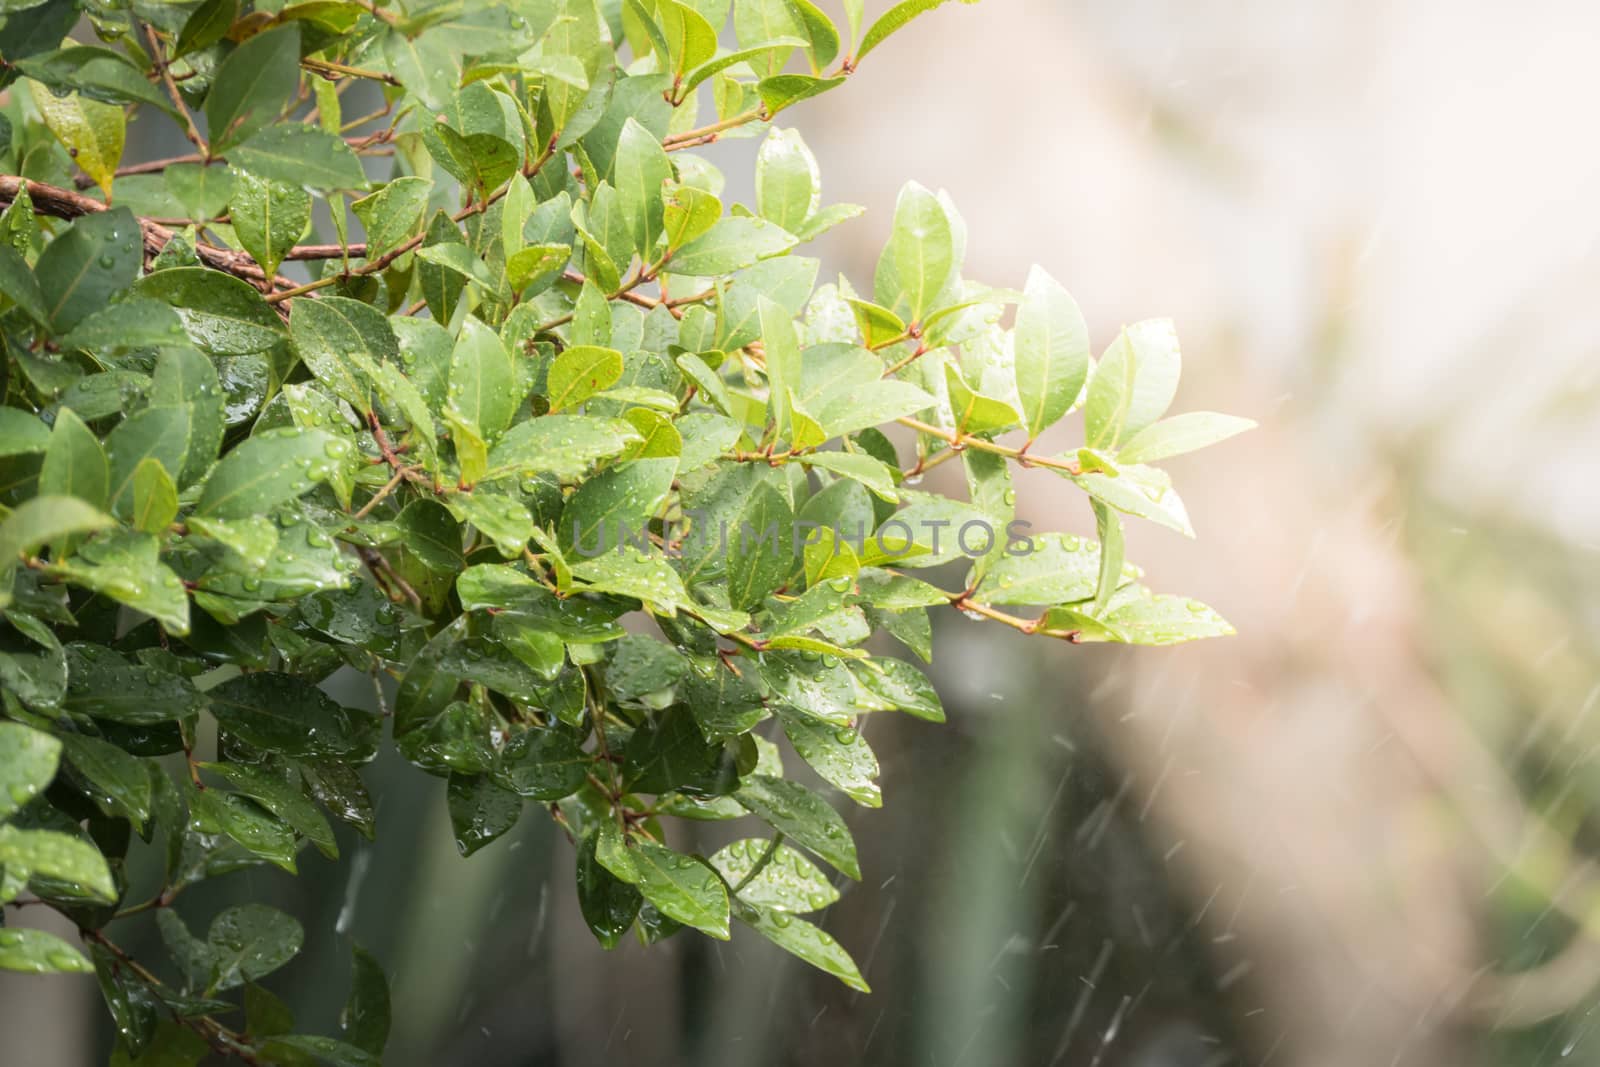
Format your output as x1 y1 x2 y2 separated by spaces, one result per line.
446 772 523 856
341 944 390 1056
207 903 303 990
209 673 381 762
205 24 302 152
32 207 141 334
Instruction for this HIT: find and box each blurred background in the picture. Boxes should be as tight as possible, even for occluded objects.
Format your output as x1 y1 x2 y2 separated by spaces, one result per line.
8 1 1600 1064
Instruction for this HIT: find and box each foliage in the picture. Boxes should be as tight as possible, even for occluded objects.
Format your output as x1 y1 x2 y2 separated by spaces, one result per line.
0 0 1251 1059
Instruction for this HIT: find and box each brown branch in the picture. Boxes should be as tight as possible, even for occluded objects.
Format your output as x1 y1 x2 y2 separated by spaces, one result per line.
0 177 299 300
143 25 209 159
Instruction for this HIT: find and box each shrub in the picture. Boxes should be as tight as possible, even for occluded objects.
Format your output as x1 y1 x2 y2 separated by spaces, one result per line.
0 0 1252 1060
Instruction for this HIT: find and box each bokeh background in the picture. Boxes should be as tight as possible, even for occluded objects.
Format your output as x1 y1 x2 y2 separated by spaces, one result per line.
7 1 1600 1064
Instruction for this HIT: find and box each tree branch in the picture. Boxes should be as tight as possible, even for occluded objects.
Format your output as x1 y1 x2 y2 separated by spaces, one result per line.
0 177 304 299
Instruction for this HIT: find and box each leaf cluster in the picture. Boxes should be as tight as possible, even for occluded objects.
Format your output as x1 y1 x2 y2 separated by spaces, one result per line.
0 0 1250 1060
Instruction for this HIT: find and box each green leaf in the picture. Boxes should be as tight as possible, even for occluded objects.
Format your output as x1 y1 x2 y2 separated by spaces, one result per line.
784 0 841 67
289 296 396 410
876 181 953 322
735 774 859 879
190 781 301 872
150 346 225 488
0 721 60 819
626 839 730 939
756 128 820 234
0 247 49 327
576 830 641 949
682 39 807 94
61 297 189 356
174 0 237 60
257 1035 381 1067
207 904 303 991
1084 319 1182 450
165 163 235 222
27 82 124 199
446 773 523 856
31 207 141 334
846 298 905 348
485 414 638 480
0 410 47 461
105 405 193 518
756 73 846 116
493 727 588 800
428 139 517 211
39 407 109 510
1014 265 1089 438
779 711 880 807
244 980 293 1037
129 459 178 535
187 515 277 570
547 345 624 412
975 531 1101 606
62 642 204 722
0 495 112 563
229 125 368 190
620 408 682 460
51 533 190 634
230 169 310 278
18 45 175 115
710 838 839 912
943 362 1020 435
667 216 798 277
134 268 287 355
1072 464 1193 536
341 944 390 1056
570 547 689 612
205 24 302 151
57 732 154 826
758 295 801 438
448 318 519 442
198 427 350 518
662 182 721 252
351 177 432 258
852 657 943 721
737 901 868 990
199 762 338 860
612 118 674 259
0 926 93 975
414 243 499 290
505 243 572 292
1116 411 1257 464
726 480 793 609
560 456 676 553
1091 500 1123 614
857 0 973 62
209 673 381 762
1102 589 1234 646
656 0 719 79
443 492 533 557
0 824 115 901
